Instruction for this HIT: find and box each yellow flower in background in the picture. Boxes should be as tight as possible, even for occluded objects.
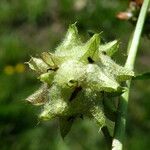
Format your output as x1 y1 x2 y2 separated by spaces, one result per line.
15 63 25 73
4 63 25 75
4 65 15 75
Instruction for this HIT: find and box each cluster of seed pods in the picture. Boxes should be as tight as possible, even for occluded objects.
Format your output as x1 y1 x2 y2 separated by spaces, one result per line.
26 24 134 138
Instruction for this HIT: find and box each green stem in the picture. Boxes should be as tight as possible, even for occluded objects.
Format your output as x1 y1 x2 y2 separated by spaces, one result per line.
101 126 112 150
112 0 150 150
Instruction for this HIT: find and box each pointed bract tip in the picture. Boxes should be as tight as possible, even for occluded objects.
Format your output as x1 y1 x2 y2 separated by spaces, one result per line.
91 33 100 41
85 33 100 50
39 111 54 121
25 97 45 106
99 40 119 56
59 117 74 139
68 22 78 34
26 57 49 73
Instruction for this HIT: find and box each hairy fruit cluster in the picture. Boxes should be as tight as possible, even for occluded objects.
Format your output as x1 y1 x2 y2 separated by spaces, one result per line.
26 23 134 138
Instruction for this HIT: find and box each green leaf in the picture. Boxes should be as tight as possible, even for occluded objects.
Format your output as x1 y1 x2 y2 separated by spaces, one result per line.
103 97 117 122
59 116 75 138
133 72 150 80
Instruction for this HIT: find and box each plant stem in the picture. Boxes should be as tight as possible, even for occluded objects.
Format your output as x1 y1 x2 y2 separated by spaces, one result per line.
111 0 150 150
102 126 112 149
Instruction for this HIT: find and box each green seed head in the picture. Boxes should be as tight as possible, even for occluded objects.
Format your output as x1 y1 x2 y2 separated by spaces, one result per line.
26 23 134 138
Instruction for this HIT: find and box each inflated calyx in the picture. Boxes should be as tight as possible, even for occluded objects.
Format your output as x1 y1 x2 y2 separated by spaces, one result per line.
26 23 134 138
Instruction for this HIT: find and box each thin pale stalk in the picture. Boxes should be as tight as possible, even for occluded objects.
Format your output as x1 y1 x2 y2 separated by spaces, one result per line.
112 0 150 150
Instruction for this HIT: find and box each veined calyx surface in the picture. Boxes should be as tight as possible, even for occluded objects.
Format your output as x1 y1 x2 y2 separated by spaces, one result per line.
26 23 134 138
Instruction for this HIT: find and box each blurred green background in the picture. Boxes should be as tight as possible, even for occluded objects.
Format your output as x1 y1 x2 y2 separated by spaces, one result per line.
0 0 150 150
